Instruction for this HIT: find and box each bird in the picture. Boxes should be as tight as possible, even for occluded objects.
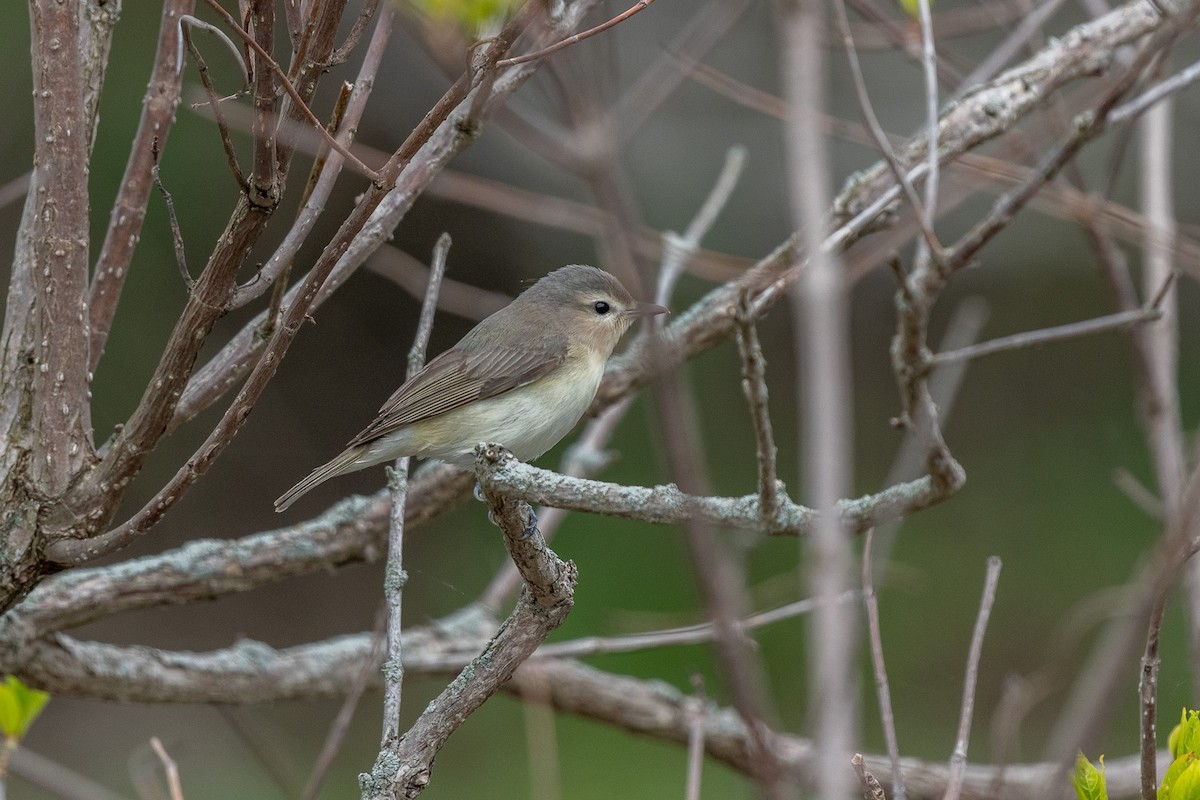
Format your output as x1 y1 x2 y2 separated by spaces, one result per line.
274 264 667 511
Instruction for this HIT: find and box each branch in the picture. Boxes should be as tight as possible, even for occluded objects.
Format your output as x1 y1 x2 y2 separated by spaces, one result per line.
929 307 1163 367
359 444 577 799
832 0 1181 225
377 232 447 769
473 446 953 534
57 1 359 544
943 557 1002 800
3 620 1177 799
5 1 97 496
165 1 607 434
89 0 194 372
497 0 656 66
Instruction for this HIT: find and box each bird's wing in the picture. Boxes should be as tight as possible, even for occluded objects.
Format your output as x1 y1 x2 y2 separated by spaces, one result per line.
346 342 567 448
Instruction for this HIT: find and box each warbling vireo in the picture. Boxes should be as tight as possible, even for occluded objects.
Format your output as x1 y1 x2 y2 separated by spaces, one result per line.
274 264 667 511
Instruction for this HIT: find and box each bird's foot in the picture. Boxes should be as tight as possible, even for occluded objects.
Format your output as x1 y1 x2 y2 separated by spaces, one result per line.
521 509 540 540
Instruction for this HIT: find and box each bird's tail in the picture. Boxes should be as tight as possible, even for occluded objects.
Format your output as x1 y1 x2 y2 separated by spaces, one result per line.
274 446 367 512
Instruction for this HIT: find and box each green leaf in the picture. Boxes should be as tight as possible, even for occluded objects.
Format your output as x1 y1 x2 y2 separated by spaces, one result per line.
0 676 50 740
411 0 521 29
1170 759 1200 800
1072 752 1108 800
1171 709 1200 760
1162 753 1198 800
897 0 933 20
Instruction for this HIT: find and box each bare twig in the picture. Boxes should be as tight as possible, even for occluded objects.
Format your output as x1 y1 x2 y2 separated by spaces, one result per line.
180 15 248 190
943 557 1002 800
46 16 511 563
166 3 600 438
330 0 381 64
830 0 938 252
233 7 392 309
149 738 184 800
1140 596 1167 800
941 11 1199 275
913 0 942 275
929 307 1163 367
150 139 193 289
830 1 1178 240
1111 57 1200 124
477 452 954 535
684 677 707 800
536 594 853 660
950 0 1070 101
89 0 195 372
198 0 380 182
7 747 132 800
863 530 905 800
498 0 656 66
359 444 579 799
783 2 856 797
378 234 449 760
478 397 632 610
1136 79 1183 799
734 290 780 529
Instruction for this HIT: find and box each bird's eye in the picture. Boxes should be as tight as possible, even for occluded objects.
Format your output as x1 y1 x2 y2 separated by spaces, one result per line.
592 301 611 315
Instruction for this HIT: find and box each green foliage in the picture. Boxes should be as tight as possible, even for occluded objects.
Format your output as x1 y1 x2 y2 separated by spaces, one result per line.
1171 709 1200 759
897 0 931 20
0 676 49 741
410 0 521 29
1163 710 1200 800
1071 752 1108 800
1074 710 1200 800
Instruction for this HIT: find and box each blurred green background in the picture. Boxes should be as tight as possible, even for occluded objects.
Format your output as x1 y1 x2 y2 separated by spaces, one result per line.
2 1 1199 798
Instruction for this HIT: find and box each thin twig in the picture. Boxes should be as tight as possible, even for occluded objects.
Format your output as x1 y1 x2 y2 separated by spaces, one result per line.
941 12 1198 275
329 0 381 64
535 593 855 659
379 234 449 756
89 0 194 373
1111 57 1200 125
949 0 1069 102
928 306 1162 367
863 529 905 800
1140 596 1167 800
1136 71 1183 799
734 289 780 529
149 738 184 800
783 1 856 797
180 15 248 190
684 676 707 800
177 14 247 82
829 0 938 253
498 0 655 66
656 145 747 306
943 557 1002 800
362 444 578 799
231 7 394 310
913 0 942 274
198 0 380 182
150 139 193 290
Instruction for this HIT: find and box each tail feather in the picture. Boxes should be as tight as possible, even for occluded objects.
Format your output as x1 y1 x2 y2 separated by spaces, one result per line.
274 446 368 512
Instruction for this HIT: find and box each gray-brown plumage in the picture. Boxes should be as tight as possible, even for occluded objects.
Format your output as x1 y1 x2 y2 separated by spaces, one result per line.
275 265 666 511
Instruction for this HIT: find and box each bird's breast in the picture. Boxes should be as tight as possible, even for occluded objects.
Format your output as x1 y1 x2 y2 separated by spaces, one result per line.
405 347 608 466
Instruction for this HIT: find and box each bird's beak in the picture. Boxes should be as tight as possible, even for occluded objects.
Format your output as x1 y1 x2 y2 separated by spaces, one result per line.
629 302 669 317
